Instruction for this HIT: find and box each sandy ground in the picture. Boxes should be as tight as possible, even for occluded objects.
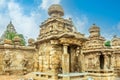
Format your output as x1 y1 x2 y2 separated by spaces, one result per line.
0 75 25 80
0 75 119 80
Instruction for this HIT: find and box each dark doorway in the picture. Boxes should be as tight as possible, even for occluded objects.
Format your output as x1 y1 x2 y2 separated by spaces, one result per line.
68 46 71 54
108 55 111 69
68 46 71 72
99 54 104 69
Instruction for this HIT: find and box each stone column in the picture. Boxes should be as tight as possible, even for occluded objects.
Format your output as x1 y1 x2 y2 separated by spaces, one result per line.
39 53 43 72
95 53 100 69
33 53 39 72
50 44 56 71
104 54 109 69
62 44 70 74
47 52 50 70
78 47 83 72
50 40 59 80
111 54 115 69
81 51 86 72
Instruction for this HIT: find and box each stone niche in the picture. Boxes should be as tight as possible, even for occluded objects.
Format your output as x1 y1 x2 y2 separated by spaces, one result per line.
84 51 113 71
84 53 100 70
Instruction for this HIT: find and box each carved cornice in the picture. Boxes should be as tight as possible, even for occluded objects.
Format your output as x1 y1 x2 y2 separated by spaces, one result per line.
40 18 72 27
59 38 82 46
83 48 114 54
0 45 35 51
35 32 87 45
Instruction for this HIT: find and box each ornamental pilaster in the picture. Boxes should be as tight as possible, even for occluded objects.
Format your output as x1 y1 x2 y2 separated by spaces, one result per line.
62 44 70 74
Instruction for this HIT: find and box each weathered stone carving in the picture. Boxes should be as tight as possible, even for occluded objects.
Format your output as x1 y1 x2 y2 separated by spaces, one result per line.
0 4 119 80
28 38 35 46
3 53 11 69
33 53 39 71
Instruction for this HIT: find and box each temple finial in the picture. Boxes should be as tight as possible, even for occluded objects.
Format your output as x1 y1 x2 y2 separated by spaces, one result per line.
113 35 117 38
10 21 12 24
93 23 96 25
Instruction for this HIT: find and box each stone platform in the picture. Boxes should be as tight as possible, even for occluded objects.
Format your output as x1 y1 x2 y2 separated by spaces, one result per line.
87 69 115 80
58 73 87 80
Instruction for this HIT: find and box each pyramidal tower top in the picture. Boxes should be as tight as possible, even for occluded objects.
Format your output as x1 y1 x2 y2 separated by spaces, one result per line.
0 21 17 42
36 4 86 44
89 24 100 38
48 4 64 17
6 21 16 33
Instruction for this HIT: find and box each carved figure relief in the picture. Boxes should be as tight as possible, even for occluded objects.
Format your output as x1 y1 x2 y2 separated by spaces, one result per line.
52 22 58 30
104 55 109 69
33 53 39 71
3 53 11 69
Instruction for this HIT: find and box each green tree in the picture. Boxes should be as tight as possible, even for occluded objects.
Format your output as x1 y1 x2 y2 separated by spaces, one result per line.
17 34 26 46
6 32 16 40
5 31 26 46
105 41 111 47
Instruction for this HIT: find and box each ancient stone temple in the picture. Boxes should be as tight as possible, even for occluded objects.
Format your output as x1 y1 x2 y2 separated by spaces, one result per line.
82 24 115 80
0 4 120 80
0 21 36 79
35 4 87 80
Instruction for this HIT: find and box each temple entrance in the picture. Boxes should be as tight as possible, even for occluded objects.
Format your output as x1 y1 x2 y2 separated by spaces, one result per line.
68 46 71 72
67 45 79 72
99 54 104 69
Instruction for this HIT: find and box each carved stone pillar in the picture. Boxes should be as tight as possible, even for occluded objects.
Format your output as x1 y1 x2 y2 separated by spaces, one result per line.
50 44 56 71
104 54 109 69
33 53 39 72
63 44 68 54
83 52 88 71
111 54 115 69
39 52 43 72
95 53 100 69
46 52 50 70
78 46 83 72
62 44 70 74
50 40 59 80
81 51 85 72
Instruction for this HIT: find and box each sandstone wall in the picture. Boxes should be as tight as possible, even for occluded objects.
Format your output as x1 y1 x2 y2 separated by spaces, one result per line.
0 44 36 75
38 41 63 73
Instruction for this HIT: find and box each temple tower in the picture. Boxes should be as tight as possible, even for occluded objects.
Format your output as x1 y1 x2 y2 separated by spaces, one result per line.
89 24 100 38
111 36 120 77
35 4 87 80
0 21 17 42
83 24 115 80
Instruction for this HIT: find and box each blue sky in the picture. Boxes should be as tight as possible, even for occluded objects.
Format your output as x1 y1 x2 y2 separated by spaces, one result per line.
0 0 120 40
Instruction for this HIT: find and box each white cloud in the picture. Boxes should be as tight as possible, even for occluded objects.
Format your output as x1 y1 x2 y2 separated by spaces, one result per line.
64 14 88 34
0 0 7 7
7 1 40 39
73 15 88 34
0 0 41 40
0 13 10 35
75 16 88 29
0 0 88 41
64 14 72 19
117 22 120 30
40 0 61 10
102 33 113 40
